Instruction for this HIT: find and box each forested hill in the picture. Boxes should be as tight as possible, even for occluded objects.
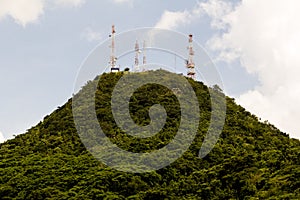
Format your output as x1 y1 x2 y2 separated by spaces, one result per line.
1 70 299 199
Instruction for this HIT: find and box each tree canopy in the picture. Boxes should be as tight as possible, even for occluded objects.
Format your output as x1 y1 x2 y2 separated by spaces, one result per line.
0 70 299 199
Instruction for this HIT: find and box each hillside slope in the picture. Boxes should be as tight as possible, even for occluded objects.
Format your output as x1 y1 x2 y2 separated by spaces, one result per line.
1 70 299 199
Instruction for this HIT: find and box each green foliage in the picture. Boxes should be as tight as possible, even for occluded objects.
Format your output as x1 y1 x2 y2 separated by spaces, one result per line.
0 70 299 199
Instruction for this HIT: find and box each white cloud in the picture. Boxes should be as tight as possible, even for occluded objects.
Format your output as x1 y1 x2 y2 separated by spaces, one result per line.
199 0 234 29
155 3 203 30
0 131 5 143
112 0 133 4
206 0 300 139
54 0 85 7
155 10 191 30
0 0 44 27
111 0 135 7
0 0 86 27
154 0 232 30
81 27 103 42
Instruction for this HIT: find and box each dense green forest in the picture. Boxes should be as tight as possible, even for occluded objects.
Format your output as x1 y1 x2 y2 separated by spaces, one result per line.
0 70 299 199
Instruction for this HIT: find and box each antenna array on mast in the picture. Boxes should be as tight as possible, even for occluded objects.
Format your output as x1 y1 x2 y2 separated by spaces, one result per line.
109 25 119 72
186 34 196 79
143 40 146 65
134 40 140 72
107 25 197 79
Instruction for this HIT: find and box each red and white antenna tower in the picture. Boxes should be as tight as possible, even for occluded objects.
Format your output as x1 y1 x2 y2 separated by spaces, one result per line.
109 25 119 72
187 34 195 79
134 40 140 72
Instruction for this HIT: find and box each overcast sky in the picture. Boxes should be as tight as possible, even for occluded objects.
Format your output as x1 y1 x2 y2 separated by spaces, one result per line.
0 0 299 142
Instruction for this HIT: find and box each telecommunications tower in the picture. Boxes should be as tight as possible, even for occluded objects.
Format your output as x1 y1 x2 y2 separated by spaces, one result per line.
109 25 119 72
134 40 140 72
142 40 146 66
186 34 195 79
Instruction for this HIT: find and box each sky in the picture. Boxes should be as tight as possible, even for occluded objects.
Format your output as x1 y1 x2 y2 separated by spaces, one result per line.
0 0 299 142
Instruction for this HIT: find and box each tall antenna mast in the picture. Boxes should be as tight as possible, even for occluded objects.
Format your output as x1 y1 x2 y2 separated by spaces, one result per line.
143 40 146 65
134 40 140 72
187 34 195 79
110 25 119 72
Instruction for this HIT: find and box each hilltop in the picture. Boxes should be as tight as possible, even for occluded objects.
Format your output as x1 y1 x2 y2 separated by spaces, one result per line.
0 70 299 199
